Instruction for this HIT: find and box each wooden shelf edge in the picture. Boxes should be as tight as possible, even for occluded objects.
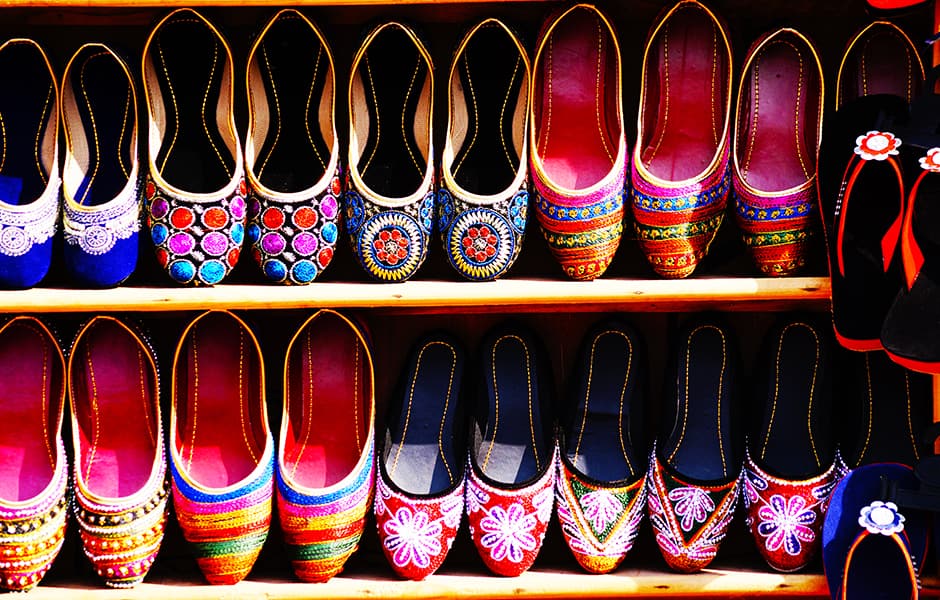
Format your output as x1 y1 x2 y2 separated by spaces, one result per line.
0 0 543 6
0 277 831 313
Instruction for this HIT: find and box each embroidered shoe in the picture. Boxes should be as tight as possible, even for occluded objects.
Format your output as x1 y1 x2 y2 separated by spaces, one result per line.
556 320 648 574
438 19 530 281
60 44 141 288
732 29 824 277
375 333 465 580
632 0 733 279
0 317 67 591
530 4 626 281
467 324 555 577
0 40 59 290
142 9 246 286
346 22 434 282
68 317 168 588
171 311 274 585
277 310 375 582
648 316 740 572
245 10 342 285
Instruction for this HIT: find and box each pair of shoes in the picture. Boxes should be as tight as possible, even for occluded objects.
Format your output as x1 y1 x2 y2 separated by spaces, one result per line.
0 316 167 590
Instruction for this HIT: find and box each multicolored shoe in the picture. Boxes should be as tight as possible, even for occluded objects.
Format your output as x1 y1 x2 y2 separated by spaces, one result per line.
631 0 733 279
530 4 626 280
277 310 375 582
0 317 67 591
732 29 824 276
170 311 273 584
68 317 168 588
245 10 342 285
61 44 141 288
0 40 59 290
142 9 246 286
346 22 434 282
439 19 530 281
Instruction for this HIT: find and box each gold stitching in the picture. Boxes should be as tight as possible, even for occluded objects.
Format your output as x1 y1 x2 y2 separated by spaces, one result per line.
401 58 423 178
453 52 479 178
187 324 199 473
33 85 52 187
304 45 326 171
256 45 281 180
156 40 179 175
290 331 314 480
646 22 670 169
360 56 380 178
201 42 231 179
499 55 521 172
77 51 110 205
84 337 100 486
238 327 257 463
539 37 553 160
905 371 919 461
353 339 361 450
859 353 873 463
594 21 613 163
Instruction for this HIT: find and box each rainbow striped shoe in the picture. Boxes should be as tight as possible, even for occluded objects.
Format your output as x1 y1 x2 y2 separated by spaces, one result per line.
0 317 68 591
170 311 274 585
277 310 375 582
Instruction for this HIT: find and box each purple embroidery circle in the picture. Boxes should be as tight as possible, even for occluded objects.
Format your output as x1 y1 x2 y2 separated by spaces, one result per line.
168 232 195 255
230 196 246 220
150 198 169 220
292 232 318 256
321 195 338 220
261 232 286 255
202 231 228 256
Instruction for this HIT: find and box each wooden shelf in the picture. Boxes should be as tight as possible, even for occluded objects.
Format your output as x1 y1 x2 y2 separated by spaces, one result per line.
0 0 540 6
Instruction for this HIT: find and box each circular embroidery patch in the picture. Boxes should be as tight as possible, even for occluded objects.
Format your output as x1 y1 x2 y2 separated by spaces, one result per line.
358 211 425 281
447 208 515 280
79 225 115 256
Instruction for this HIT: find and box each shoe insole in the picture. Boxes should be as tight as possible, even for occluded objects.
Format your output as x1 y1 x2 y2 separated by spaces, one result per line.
252 16 331 194
152 18 234 194
842 535 916 600
738 40 815 192
71 320 157 498
536 9 618 190
451 25 523 196
68 49 134 206
477 334 548 485
177 314 265 488
0 43 54 205
284 314 369 490
841 28 920 105
385 340 462 496
641 7 726 182
356 28 428 199
0 322 60 502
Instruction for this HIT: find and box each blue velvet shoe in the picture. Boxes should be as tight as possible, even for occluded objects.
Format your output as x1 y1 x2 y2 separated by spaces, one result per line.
0 39 59 289
61 44 140 288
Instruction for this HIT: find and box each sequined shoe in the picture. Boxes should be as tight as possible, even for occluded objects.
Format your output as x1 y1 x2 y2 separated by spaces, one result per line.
61 44 141 288
0 317 67 591
438 19 529 281
68 317 167 587
346 22 434 282
467 324 555 577
277 310 374 582
530 4 625 280
732 29 824 277
142 9 246 286
631 0 733 279
171 311 273 585
375 333 465 580
556 320 648 574
245 10 341 285
0 40 59 289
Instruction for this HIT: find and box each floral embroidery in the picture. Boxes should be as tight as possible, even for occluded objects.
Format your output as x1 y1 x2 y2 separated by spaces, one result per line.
919 148 940 172
756 494 816 556
532 486 554 524
466 484 489 515
580 490 624 534
669 486 715 532
858 501 905 536
382 507 443 570
743 468 768 505
462 225 498 263
479 503 538 564
854 131 901 161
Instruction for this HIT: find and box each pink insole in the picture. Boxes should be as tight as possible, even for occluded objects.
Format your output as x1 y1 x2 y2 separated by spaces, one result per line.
843 33 917 103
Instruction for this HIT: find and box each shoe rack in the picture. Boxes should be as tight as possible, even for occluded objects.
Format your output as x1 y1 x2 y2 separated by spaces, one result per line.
0 0 935 599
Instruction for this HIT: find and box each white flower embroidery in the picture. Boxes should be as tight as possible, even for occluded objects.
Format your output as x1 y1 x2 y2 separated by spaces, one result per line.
668 486 715 532
859 501 905 536
580 490 624 533
532 486 554 524
479 503 537 563
383 506 443 569
854 131 901 161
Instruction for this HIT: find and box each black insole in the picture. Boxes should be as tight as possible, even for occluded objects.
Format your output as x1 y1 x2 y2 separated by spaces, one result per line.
0 44 54 205
253 16 331 194
153 18 234 194
842 536 916 599
384 339 463 496
358 28 428 199
451 26 523 196
69 49 134 206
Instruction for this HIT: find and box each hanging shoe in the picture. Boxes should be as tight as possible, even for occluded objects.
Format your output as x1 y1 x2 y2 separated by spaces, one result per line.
0 317 67 591
530 4 626 281
439 19 530 281
68 317 167 588
245 10 342 285
277 310 375 582
346 22 434 282
142 9 246 286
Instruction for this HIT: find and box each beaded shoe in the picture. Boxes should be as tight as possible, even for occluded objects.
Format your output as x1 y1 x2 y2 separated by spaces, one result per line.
0 317 67 591
61 44 141 288
277 310 375 582
171 311 273 585
0 40 59 289
68 317 167 588
245 10 342 285
142 9 246 286
346 22 434 282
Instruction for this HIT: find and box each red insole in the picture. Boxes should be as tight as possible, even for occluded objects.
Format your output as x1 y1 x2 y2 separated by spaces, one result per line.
284 315 368 489
739 40 813 192
0 322 60 502
641 8 725 182
177 315 265 489
72 320 157 498
537 9 618 190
